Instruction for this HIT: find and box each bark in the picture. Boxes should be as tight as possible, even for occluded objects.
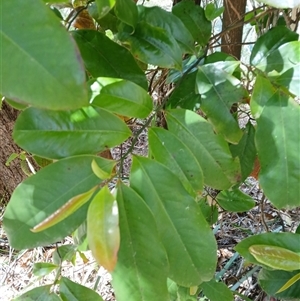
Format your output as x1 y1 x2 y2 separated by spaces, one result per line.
221 0 247 60
0 101 27 203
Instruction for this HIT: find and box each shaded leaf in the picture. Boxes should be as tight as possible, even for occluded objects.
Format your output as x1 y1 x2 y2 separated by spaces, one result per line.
235 232 300 269
60 277 104 301
201 279 233 301
33 262 58 277
250 26 298 67
258 269 300 299
249 245 300 271
72 30 147 89
166 109 241 190
205 3 224 21
118 21 182 69
130 156 217 286
1 0 88 110
87 186 120 272
217 189 255 212
53 245 77 265
148 127 204 196
13 106 131 159
114 0 138 28
276 272 300 293
196 63 245 144
3 155 114 249
172 0 211 46
230 123 257 181
95 0 115 19
112 183 169 301
255 91 300 209
14 285 61 301
90 77 152 118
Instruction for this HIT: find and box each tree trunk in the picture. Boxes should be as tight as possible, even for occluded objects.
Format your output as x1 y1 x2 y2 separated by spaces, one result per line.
221 0 247 60
0 101 27 203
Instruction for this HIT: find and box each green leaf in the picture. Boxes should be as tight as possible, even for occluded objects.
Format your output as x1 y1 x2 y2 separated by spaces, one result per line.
13 106 131 159
255 92 300 209
250 26 298 67
90 77 153 118
201 279 233 301
72 30 147 89
148 127 204 196
95 0 115 19
167 71 201 110
276 272 300 293
167 278 178 301
177 286 197 301
166 109 241 190
204 3 224 21
235 232 300 268
60 277 104 301
138 6 195 54
5 98 28 110
196 63 245 144
198 198 218 225
91 159 115 180
53 244 77 265
257 41 300 96
112 183 169 301
0 0 88 110
14 285 61 301
172 0 212 46
230 123 257 181
118 21 182 69
257 0 300 8
3 155 114 249
216 189 255 212
87 186 120 272
258 269 300 299
114 0 138 28
130 156 217 286
33 262 58 277
249 245 300 271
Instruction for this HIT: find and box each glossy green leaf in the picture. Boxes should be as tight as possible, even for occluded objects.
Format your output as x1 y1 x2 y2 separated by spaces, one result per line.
235 232 300 268
148 127 204 196
112 183 169 301
167 71 201 110
230 123 256 181
276 272 300 293
205 3 224 21
201 279 233 301
138 6 195 54
249 245 300 271
118 21 182 69
91 159 115 180
130 156 217 286
217 189 255 212
87 186 120 272
258 269 300 299
3 155 114 249
60 277 104 301
257 41 300 96
14 285 61 301
196 63 245 144
31 186 98 233
33 262 58 277
255 92 300 209
114 0 138 28
95 0 115 19
0 0 88 110
258 0 300 8
72 30 147 89
90 77 153 118
172 0 211 46
5 98 28 110
250 26 298 67
250 75 277 119
166 109 241 190
13 106 131 159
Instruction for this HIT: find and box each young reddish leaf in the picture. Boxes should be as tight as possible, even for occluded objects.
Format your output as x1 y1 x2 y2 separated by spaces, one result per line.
249 245 300 271
31 186 97 233
87 186 120 272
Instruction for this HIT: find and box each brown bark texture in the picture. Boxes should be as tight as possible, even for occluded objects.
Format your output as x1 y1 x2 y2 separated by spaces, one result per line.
221 0 247 60
0 101 27 203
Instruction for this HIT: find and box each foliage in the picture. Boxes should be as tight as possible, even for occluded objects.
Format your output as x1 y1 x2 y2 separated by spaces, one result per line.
1 0 299 300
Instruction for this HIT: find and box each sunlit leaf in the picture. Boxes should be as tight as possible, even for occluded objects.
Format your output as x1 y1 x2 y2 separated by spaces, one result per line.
14 285 61 301
276 272 300 293
33 262 58 277
91 159 115 180
114 0 138 28
1 0 88 110
87 186 120 272
95 0 115 19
